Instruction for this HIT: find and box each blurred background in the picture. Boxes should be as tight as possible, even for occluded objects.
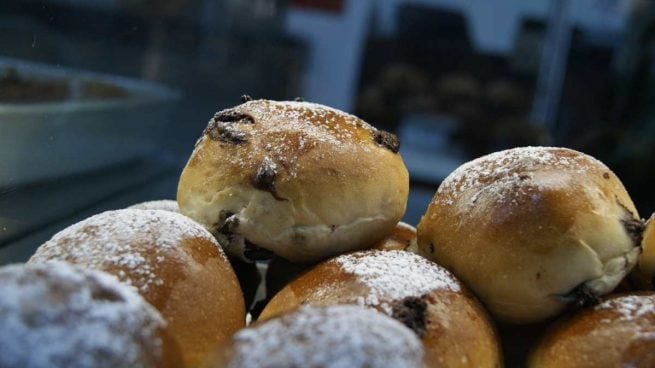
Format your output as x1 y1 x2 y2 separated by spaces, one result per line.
1 0 655 263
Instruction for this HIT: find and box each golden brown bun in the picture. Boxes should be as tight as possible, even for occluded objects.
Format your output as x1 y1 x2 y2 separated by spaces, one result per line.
265 221 419 301
530 292 655 368
177 99 409 263
418 147 643 324
260 250 502 368
632 214 655 289
29 209 245 367
204 305 426 368
0 262 182 368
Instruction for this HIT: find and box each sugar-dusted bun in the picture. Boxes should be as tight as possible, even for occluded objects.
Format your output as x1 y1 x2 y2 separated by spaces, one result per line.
177 99 409 263
128 199 179 213
204 305 425 368
632 215 655 289
126 200 261 308
260 250 502 368
0 262 182 368
530 292 655 368
29 209 245 367
418 147 643 324
265 221 419 301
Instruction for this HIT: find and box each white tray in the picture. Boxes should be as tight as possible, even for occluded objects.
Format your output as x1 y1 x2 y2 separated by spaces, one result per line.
0 57 181 188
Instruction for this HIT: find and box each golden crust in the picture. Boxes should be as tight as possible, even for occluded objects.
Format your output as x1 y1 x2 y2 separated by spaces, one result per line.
418 147 642 323
530 292 655 368
632 215 655 289
29 210 245 367
260 250 502 368
177 100 409 262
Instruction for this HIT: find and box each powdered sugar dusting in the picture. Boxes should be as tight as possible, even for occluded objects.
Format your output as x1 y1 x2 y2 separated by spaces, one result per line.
435 146 604 208
595 294 655 322
228 305 424 368
0 262 165 368
128 200 179 213
208 100 381 178
30 209 222 293
335 250 460 313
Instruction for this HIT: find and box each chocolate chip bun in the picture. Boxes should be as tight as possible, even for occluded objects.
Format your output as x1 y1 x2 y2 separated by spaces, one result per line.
265 221 419 301
128 199 179 212
418 147 644 324
204 305 425 368
177 99 409 263
0 262 182 368
29 209 245 367
631 215 655 289
260 250 502 368
530 292 655 368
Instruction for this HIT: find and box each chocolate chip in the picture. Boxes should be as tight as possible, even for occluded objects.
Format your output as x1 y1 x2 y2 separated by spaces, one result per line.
391 296 428 337
429 243 435 254
253 157 285 200
204 120 247 144
213 110 255 124
603 172 610 179
294 97 304 102
622 218 646 247
218 215 239 235
374 130 400 153
560 283 599 308
240 95 252 103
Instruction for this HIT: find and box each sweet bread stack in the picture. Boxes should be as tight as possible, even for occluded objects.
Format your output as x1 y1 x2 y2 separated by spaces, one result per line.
2 98 655 367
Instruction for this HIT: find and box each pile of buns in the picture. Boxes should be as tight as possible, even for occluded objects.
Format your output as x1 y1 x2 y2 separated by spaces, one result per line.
2 97 655 367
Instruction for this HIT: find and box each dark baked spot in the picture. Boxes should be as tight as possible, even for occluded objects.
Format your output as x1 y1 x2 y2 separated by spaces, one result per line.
294 97 304 102
603 172 610 179
391 295 428 337
374 130 400 153
253 158 286 201
243 240 275 261
536 272 541 280
622 218 646 247
204 120 247 144
240 95 252 103
561 283 599 308
429 243 435 254
213 110 255 124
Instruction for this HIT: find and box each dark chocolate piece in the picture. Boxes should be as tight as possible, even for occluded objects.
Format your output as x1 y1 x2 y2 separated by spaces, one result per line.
560 283 599 308
253 157 285 200
374 130 400 153
622 218 646 247
241 95 253 103
391 295 428 337
213 110 255 124
204 121 247 144
603 172 610 179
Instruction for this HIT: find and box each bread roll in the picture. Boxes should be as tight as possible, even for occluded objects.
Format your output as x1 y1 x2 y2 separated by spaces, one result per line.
265 221 419 301
0 262 181 368
204 305 425 368
177 99 409 263
530 292 655 368
29 209 245 367
631 215 655 289
260 250 502 368
418 147 643 323
128 199 179 212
